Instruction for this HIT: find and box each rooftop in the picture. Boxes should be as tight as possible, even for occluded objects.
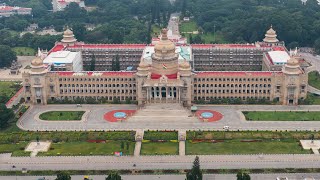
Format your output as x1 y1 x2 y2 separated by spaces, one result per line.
54 71 135 77
143 46 192 63
43 51 79 64
195 71 282 77
267 51 290 65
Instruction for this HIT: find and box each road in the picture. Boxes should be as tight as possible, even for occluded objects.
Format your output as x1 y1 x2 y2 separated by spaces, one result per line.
18 104 320 131
300 52 320 73
2 173 320 180
2 154 320 171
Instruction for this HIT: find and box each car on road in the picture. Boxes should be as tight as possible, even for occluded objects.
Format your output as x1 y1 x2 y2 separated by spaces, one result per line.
276 177 288 180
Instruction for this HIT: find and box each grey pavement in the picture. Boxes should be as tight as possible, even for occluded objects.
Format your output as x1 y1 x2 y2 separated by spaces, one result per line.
301 52 320 73
18 104 320 131
2 154 320 171
2 174 320 180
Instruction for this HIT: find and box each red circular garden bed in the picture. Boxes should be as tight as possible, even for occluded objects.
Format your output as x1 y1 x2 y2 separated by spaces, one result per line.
104 110 136 122
195 110 223 122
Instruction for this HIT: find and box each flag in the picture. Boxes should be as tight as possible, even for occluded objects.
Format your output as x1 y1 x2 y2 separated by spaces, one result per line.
162 64 167 69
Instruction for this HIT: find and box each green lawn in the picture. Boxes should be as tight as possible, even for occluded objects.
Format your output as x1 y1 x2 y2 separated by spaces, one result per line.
39 111 85 121
0 81 21 97
38 141 135 156
186 140 309 155
13 47 36 56
143 131 178 140
183 32 228 44
0 142 29 156
243 111 320 121
151 24 161 37
308 71 320 90
141 142 178 155
180 21 198 32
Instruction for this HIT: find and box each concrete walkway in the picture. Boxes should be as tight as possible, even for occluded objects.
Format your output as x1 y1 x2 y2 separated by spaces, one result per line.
2 153 320 171
178 130 186 156
134 129 144 156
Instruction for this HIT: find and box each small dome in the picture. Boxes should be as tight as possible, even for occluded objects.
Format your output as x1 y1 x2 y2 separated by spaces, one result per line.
154 28 175 54
31 56 43 66
138 59 148 68
64 28 74 36
266 26 276 35
287 56 299 66
180 60 190 69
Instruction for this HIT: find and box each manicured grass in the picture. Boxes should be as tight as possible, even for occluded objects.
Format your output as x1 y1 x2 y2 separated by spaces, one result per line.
186 140 309 155
13 47 36 56
38 141 135 156
186 131 317 140
143 131 178 140
0 81 21 100
0 131 136 143
183 32 228 44
243 111 320 121
39 111 85 121
308 71 320 90
0 142 28 156
180 21 198 32
141 142 179 155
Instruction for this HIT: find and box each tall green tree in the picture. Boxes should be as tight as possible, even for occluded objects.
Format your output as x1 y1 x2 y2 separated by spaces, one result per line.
90 54 96 71
314 38 320 55
55 171 71 180
236 170 251 180
115 54 120 71
186 156 202 180
0 45 17 68
0 104 14 129
106 171 122 180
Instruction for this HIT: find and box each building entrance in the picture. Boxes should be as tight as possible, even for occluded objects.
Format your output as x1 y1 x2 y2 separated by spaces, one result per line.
148 86 180 103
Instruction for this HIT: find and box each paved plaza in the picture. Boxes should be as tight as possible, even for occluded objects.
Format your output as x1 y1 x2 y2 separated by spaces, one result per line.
17 104 320 131
25 141 51 157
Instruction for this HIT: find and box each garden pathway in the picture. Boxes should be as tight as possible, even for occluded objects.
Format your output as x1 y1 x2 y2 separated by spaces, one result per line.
134 129 144 156
178 130 186 156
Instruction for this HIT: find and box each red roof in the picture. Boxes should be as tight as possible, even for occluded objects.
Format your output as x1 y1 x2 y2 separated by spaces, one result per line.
68 44 146 49
195 71 282 77
272 46 286 51
192 44 258 49
151 73 177 79
49 44 65 53
56 71 135 77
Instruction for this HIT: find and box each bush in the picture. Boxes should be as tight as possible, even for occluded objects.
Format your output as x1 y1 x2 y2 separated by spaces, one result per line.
143 131 178 140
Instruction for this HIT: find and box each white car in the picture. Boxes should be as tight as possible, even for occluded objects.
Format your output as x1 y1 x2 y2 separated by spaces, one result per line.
276 177 288 180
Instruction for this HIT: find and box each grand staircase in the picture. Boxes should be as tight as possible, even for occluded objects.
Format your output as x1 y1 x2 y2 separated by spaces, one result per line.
128 103 196 123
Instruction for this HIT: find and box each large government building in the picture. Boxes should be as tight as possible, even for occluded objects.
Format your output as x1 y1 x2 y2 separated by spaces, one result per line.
22 26 308 107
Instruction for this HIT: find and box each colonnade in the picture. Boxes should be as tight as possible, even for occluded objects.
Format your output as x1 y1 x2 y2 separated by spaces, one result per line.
146 86 181 103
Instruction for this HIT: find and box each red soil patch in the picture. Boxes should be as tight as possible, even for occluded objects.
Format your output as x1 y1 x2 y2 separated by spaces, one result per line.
195 110 223 122
104 110 136 122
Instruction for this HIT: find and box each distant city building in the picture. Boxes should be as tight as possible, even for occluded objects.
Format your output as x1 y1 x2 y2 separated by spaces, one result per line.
52 0 85 12
22 27 307 106
0 5 32 17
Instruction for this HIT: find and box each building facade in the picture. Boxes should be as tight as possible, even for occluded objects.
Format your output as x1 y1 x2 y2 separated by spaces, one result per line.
22 27 308 106
0 5 32 17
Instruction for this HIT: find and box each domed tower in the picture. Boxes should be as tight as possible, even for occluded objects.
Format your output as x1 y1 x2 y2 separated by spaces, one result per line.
151 28 179 75
61 27 77 46
24 56 48 105
281 56 307 105
179 59 191 76
263 25 279 46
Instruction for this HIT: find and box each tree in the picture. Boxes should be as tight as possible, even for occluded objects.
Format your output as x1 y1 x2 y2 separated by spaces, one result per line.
90 54 96 71
0 45 17 68
106 171 122 180
314 38 320 55
186 156 202 180
237 170 251 180
0 104 14 129
56 171 71 180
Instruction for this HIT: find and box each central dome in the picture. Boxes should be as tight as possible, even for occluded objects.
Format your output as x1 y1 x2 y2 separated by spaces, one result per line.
154 29 176 57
